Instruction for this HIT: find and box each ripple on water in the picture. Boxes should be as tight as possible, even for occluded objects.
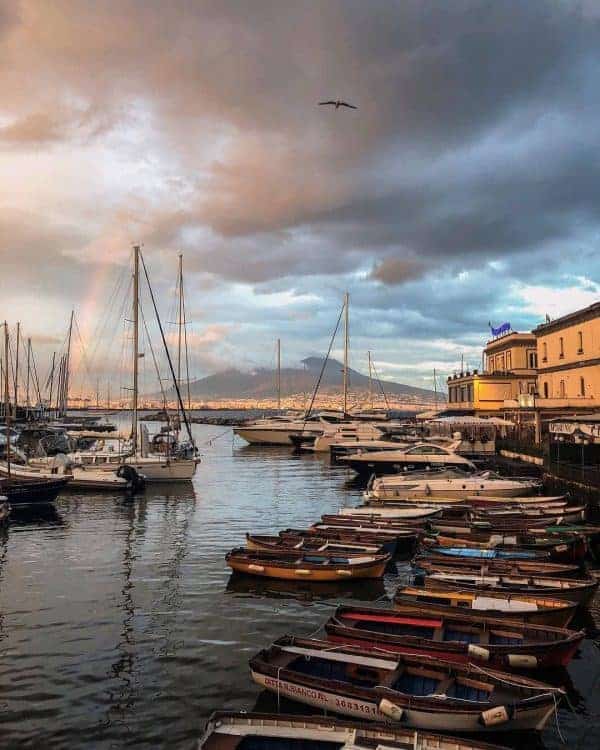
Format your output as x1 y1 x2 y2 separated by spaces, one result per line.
0 421 599 749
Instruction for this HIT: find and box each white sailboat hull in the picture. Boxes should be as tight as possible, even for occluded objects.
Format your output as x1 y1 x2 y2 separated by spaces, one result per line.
124 457 198 482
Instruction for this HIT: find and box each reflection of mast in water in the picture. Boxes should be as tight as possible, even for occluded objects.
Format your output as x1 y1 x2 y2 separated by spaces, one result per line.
106 497 147 728
149 490 195 658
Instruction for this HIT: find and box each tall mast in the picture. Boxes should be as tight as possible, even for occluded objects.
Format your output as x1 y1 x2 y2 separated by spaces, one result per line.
63 310 74 416
177 253 183 392
107 380 111 410
343 292 349 415
433 368 438 407
276 338 281 410
4 323 11 478
26 337 31 413
368 350 373 409
132 245 140 453
14 321 20 416
47 351 56 413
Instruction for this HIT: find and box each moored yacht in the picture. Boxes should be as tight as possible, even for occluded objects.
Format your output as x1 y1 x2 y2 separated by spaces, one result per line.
365 470 542 501
234 410 345 446
340 442 476 479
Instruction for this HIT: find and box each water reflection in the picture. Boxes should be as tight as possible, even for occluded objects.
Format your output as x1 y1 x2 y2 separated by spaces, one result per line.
226 571 387 604
7 502 64 527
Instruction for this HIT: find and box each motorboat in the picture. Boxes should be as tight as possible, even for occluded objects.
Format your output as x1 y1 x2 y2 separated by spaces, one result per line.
293 420 400 453
233 410 344 446
341 443 476 479
365 471 542 501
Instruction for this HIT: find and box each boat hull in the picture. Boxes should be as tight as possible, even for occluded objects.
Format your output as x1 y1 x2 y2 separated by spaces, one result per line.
234 428 316 445
226 557 388 581
250 669 556 732
123 458 197 481
393 593 576 627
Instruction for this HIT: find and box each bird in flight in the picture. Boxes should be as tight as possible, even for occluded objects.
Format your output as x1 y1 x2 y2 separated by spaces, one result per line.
318 99 357 110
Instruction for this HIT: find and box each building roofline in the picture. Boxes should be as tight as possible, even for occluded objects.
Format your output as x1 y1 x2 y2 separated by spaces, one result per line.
533 301 600 335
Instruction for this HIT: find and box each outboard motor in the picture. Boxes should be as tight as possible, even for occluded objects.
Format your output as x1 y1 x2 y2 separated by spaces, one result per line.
116 465 146 493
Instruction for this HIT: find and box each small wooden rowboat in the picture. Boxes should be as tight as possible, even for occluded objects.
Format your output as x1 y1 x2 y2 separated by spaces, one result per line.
464 495 566 508
339 506 443 521
245 532 385 556
225 547 390 581
420 545 558 564
424 533 587 563
321 513 428 530
309 523 418 555
393 586 577 627
474 505 586 524
250 636 561 732
199 711 512 750
421 571 598 606
413 556 583 578
325 605 584 669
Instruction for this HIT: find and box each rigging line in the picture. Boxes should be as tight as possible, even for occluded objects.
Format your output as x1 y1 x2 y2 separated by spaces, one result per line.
84 263 129 367
72 315 96 399
139 250 194 446
181 269 191 411
29 341 43 407
370 359 391 411
302 299 345 430
139 305 169 416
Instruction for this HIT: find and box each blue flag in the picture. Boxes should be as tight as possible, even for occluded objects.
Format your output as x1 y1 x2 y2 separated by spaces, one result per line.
488 321 511 337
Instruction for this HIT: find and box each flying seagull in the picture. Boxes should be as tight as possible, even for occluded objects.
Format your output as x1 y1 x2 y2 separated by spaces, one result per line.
319 99 357 109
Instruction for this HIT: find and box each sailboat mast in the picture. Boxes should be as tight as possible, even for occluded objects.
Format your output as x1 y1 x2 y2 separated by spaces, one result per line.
277 338 281 410
26 337 31 413
433 368 438 407
132 245 140 453
14 321 20 416
4 322 11 478
63 310 74 416
177 253 183 395
343 292 349 414
368 350 373 409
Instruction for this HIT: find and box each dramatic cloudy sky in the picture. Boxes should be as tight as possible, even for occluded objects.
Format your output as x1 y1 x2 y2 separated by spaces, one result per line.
2 0 600 396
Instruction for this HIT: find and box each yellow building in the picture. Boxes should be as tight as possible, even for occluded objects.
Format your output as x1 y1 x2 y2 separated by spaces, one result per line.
447 332 537 414
534 301 600 410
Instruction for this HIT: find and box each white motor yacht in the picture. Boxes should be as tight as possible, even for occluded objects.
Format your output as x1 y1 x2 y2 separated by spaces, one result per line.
365 470 542 501
234 411 346 446
339 442 476 479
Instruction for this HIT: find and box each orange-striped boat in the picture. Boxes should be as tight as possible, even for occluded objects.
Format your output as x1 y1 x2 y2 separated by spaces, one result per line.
225 547 390 581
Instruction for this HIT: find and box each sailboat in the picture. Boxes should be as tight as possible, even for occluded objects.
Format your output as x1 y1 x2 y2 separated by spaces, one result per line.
115 247 199 481
38 249 200 482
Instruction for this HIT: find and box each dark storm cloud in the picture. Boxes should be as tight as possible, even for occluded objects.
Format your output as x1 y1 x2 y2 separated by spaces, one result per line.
2 0 600 383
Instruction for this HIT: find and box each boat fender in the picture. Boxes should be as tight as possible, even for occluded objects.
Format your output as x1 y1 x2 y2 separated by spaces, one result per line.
479 705 511 727
248 564 265 573
378 698 404 721
335 569 352 577
295 569 312 576
555 544 568 553
468 644 490 662
508 654 538 669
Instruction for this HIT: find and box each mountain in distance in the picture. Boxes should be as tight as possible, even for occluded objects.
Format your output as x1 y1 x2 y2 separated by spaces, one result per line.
157 357 439 402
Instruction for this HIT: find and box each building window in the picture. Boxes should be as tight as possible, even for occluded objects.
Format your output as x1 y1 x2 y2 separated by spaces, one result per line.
559 337 564 359
542 342 547 362
528 382 536 394
528 351 537 368
577 331 583 354
543 382 549 398
506 352 512 371
559 379 566 398
580 377 585 397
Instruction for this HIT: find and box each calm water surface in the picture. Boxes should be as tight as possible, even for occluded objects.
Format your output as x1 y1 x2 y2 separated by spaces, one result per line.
0 420 599 748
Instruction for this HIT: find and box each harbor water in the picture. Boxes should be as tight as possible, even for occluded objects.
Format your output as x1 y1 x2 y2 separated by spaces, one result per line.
0 419 599 749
